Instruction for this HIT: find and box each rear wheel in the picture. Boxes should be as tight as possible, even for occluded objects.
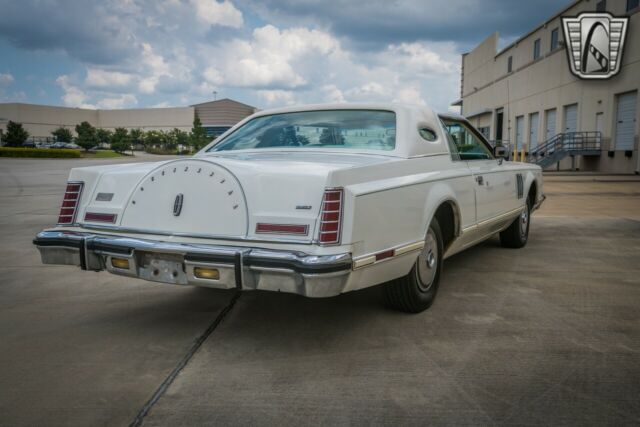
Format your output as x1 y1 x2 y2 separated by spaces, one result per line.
383 218 443 313
500 197 531 248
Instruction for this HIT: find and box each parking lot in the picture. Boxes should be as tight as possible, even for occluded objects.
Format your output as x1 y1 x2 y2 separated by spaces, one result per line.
1 156 639 426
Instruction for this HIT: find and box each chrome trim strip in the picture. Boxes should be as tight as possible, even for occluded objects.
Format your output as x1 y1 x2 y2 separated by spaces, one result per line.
352 240 425 270
74 223 316 245
461 206 524 234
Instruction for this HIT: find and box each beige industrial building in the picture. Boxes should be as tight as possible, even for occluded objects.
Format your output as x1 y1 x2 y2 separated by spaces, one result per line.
454 0 640 172
0 98 256 143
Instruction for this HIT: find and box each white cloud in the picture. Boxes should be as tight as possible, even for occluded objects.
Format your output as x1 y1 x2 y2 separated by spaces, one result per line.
137 43 171 94
345 82 391 100
85 68 135 88
203 67 224 85
386 43 457 74
257 89 296 106
56 75 95 108
393 86 427 106
0 73 14 85
191 0 243 28
151 101 171 108
203 25 342 89
322 85 346 103
96 94 138 109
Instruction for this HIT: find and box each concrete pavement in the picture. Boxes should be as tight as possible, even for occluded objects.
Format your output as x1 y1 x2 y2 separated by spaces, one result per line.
0 157 639 426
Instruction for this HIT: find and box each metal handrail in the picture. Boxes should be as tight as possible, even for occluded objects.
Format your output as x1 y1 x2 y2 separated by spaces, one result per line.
528 131 601 161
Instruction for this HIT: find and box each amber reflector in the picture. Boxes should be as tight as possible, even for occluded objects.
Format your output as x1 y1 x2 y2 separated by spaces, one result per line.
194 267 220 280
111 258 130 269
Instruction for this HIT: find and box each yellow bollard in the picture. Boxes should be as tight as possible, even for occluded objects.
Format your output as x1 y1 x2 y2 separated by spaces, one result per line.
521 148 526 162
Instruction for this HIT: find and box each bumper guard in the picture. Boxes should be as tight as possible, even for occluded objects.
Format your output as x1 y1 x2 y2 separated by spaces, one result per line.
33 231 352 298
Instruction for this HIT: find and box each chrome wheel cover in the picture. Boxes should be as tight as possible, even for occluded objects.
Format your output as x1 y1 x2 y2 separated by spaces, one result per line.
417 228 438 292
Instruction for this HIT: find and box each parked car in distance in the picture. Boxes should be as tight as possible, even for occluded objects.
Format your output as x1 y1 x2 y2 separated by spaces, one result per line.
63 143 80 149
51 142 67 149
33 103 544 313
21 141 36 148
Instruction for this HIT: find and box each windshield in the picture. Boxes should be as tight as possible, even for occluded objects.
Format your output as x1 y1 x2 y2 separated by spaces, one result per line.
208 110 396 152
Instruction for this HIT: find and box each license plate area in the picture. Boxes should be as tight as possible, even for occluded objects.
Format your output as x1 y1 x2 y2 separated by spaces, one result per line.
137 252 188 285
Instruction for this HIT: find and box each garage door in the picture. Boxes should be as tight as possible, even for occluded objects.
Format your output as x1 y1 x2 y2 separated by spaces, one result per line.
515 116 524 151
564 104 578 133
529 112 539 150
615 91 637 151
545 109 556 141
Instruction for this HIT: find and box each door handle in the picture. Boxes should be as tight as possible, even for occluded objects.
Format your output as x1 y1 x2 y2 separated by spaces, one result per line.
476 176 484 185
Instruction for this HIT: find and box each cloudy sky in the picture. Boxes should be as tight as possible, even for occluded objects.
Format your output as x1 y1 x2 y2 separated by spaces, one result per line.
0 0 570 112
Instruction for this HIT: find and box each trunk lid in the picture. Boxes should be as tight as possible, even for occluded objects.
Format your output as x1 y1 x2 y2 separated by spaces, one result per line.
78 152 392 241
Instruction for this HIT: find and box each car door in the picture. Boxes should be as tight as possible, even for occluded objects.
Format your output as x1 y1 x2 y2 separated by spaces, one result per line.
441 119 516 225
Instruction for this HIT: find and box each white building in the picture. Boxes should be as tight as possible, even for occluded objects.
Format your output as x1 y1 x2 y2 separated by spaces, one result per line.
454 0 640 172
0 98 256 143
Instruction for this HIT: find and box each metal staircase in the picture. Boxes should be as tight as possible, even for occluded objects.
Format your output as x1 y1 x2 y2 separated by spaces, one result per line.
527 132 602 169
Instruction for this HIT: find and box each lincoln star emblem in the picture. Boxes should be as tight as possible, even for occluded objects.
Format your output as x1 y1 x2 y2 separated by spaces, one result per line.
173 193 184 216
562 12 629 80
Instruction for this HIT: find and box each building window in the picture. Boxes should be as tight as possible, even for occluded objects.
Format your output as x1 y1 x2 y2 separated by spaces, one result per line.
550 28 559 51
507 56 513 73
533 38 541 60
204 126 231 137
478 126 491 140
628 0 639 11
596 0 606 11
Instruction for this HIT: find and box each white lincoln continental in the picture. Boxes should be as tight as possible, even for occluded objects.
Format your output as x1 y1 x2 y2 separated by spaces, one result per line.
34 104 544 313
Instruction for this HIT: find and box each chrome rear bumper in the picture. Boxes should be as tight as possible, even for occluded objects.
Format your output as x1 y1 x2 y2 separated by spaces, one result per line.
33 231 352 297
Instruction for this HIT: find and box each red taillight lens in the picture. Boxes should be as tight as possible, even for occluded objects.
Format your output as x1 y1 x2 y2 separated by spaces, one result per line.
57 181 83 225
84 212 117 223
319 188 343 245
255 223 308 235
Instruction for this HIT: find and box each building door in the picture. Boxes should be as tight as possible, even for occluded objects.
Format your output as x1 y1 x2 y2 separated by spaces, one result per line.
614 91 637 151
529 112 539 150
595 112 604 135
515 116 524 152
545 109 556 141
495 108 504 141
564 104 578 133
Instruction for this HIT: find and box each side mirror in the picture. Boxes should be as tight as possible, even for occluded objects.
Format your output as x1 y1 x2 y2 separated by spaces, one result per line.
494 146 507 159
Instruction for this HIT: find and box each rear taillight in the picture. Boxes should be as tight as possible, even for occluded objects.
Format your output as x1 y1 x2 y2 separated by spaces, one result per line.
57 181 83 225
318 188 343 245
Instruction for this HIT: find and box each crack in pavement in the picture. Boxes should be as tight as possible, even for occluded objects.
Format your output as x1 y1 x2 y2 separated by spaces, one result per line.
129 291 242 427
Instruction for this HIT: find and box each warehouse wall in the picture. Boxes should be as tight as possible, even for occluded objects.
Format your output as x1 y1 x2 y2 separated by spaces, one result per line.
459 0 640 173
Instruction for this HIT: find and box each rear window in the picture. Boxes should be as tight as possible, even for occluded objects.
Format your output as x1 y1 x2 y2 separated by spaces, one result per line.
209 110 396 152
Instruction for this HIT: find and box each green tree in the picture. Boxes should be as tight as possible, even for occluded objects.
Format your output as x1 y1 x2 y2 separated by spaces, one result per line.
189 115 209 150
110 127 130 154
51 127 73 143
129 128 145 150
3 121 29 147
168 128 189 151
144 130 166 150
96 128 113 147
74 121 98 151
